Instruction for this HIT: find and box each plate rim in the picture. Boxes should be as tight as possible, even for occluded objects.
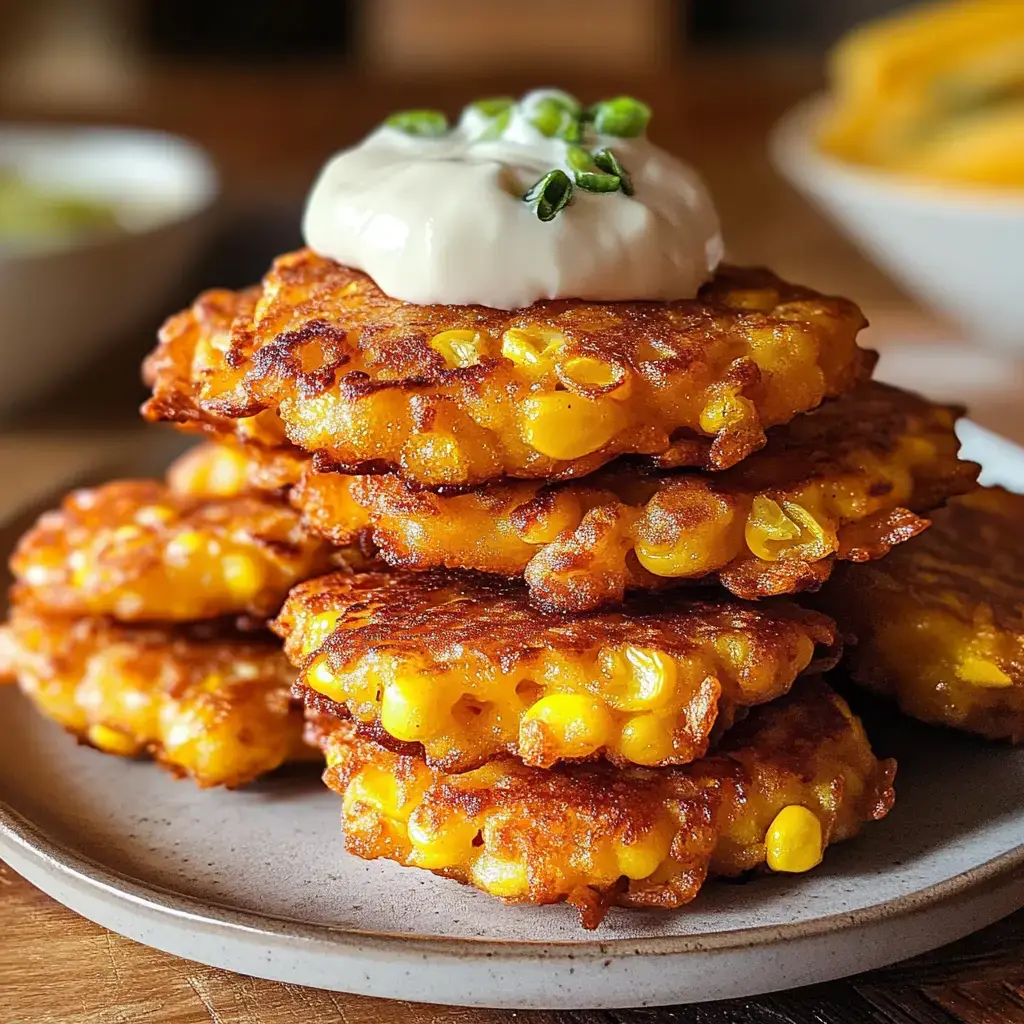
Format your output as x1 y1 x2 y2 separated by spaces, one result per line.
3 785 1023 962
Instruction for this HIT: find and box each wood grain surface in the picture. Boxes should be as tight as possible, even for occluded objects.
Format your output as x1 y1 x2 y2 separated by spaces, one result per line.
1 60 1023 1024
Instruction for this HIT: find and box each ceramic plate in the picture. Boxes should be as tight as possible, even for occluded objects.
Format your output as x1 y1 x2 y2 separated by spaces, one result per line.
1 426 1023 1009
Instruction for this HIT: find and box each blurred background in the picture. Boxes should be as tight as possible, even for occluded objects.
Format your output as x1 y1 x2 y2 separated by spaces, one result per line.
0 0 1021 497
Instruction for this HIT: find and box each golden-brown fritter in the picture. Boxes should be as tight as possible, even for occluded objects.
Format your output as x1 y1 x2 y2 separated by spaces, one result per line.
166 441 376 553
0 606 310 787
143 248 875 489
10 480 338 622
142 286 290 451
166 441 308 501
283 382 977 608
816 487 1024 740
315 679 895 927
275 569 839 772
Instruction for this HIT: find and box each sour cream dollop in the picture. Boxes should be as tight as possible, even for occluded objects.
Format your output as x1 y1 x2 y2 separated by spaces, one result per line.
302 90 724 310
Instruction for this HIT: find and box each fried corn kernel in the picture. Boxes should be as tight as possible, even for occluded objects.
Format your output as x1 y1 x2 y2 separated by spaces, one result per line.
275 569 837 772
87 723 143 757
765 805 824 873
501 326 564 371
521 392 625 460
380 673 452 742
814 487 1024 741
430 329 494 368
142 249 874 487
557 355 631 398
165 442 253 498
408 813 480 870
280 381 976 609
10 479 337 622
599 646 678 712
520 694 614 759
315 680 895 928
2 605 308 787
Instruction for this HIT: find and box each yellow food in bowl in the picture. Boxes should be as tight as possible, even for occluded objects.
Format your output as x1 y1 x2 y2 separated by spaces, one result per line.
820 0 1024 187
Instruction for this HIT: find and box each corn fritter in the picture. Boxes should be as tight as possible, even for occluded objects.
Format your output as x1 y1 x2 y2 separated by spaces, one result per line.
275 569 839 772
0 606 309 787
269 381 975 608
10 479 339 622
314 679 896 927
143 249 874 488
817 487 1024 740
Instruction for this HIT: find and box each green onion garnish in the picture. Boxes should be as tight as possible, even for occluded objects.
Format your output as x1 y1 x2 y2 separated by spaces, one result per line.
466 97 515 140
593 148 634 195
589 97 651 138
566 146 620 193
525 95 581 140
384 110 449 137
470 97 516 118
523 169 574 221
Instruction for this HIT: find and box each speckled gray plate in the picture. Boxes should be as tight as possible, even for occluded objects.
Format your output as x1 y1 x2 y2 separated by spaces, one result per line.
1 424 1022 1009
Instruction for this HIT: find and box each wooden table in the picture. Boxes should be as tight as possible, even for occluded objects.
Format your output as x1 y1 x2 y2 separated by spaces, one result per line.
1 61 1022 1023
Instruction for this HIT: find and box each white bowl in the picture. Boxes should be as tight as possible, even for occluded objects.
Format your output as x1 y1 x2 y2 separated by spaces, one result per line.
770 96 1024 354
0 125 218 414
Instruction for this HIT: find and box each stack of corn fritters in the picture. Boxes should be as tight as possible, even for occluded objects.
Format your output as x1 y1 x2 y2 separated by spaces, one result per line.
4 242 1021 929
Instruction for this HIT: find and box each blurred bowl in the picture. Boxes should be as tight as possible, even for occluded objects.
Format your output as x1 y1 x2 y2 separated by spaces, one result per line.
0 125 218 415
770 96 1024 354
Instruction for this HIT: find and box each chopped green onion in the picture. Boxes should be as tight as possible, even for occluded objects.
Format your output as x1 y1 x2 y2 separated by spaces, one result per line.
589 96 651 138
384 110 449 137
565 146 620 192
593 148 634 195
466 97 516 139
479 107 514 140
523 169 574 221
525 96 581 140
470 97 516 118
575 171 621 193
565 145 598 173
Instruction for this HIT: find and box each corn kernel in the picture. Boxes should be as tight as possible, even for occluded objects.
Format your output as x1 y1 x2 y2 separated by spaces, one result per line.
515 493 582 545
521 393 623 460
345 765 418 821
134 505 176 527
634 486 743 578
615 822 674 879
430 329 494 369
557 356 632 399
520 693 612 758
408 811 479 869
165 529 206 562
600 646 677 711
380 675 449 742
745 497 833 562
501 327 564 371
221 553 265 601
615 712 676 765
200 672 225 694
306 655 350 704
959 656 1013 689
471 852 530 898
765 805 824 873
699 392 757 434
87 723 142 757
